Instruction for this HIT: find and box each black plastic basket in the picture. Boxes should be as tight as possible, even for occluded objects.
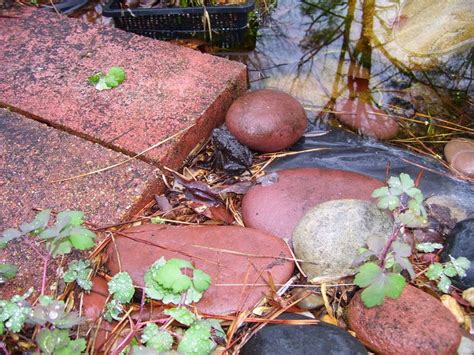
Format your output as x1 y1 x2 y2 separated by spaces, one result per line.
102 0 255 49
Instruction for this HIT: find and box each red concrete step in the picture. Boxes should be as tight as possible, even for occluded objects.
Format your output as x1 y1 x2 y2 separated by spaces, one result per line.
0 108 157 230
0 9 247 168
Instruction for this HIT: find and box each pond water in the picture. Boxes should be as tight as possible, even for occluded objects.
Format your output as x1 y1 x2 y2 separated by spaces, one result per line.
236 0 473 154
74 0 473 156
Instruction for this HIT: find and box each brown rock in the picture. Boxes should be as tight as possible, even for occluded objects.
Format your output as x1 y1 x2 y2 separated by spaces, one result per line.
335 97 399 140
82 276 109 321
106 225 294 315
242 168 385 240
225 89 307 152
444 138 474 177
348 285 462 354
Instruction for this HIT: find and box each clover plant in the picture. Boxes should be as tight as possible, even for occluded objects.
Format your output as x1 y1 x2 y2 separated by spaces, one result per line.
88 67 126 91
354 173 426 307
63 260 93 291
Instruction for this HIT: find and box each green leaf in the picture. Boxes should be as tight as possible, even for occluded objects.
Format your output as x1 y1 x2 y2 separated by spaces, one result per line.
131 345 160 354
398 209 427 228
108 272 135 303
164 307 196 326
0 228 23 248
451 256 471 276
192 269 211 292
19 209 51 233
150 217 165 224
56 211 84 227
360 272 406 308
88 73 102 85
54 338 86 355
426 263 444 280
0 263 17 281
437 275 452 293
51 239 73 257
107 67 126 84
377 195 400 211
399 173 414 189
68 227 96 250
103 300 124 322
63 260 92 291
371 186 389 198
104 76 119 88
416 243 443 253
141 323 173 353
37 329 70 354
354 262 383 288
178 320 216 355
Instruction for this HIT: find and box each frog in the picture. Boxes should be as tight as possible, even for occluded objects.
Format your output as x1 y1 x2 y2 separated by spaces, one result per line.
211 127 253 176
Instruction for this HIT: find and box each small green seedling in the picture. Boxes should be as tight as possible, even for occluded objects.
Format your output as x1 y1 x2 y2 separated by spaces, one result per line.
63 260 93 291
354 173 426 308
29 295 82 329
88 67 126 91
36 328 86 355
0 289 33 334
144 257 211 305
104 272 135 322
0 209 96 257
426 256 470 293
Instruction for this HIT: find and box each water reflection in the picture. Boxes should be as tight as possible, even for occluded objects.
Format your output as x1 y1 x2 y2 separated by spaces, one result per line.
245 0 473 149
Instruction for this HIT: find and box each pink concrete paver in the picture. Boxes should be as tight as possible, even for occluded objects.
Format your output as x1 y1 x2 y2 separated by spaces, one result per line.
0 9 247 168
0 108 158 230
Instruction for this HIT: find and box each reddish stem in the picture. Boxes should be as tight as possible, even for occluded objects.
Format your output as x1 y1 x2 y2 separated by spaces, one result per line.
379 223 401 269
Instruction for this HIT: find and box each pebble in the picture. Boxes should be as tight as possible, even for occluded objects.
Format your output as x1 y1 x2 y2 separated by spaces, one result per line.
290 288 324 310
293 199 393 282
240 313 367 355
348 285 462 354
444 138 474 177
225 89 307 152
441 218 474 290
242 168 384 240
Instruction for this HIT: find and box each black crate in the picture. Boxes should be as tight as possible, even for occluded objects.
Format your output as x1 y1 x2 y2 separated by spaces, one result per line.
102 0 255 49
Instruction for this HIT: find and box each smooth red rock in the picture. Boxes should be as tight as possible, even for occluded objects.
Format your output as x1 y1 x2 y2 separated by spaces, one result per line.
225 89 307 152
0 109 157 231
242 168 385 240
335 97 399 140
348 285 462 354
105 225 294 315
0 10 246 168
444 138 474 178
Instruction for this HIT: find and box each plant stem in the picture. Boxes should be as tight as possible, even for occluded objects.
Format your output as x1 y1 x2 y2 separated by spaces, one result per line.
110 324 138 355
40 255 50 296
380 223 401 269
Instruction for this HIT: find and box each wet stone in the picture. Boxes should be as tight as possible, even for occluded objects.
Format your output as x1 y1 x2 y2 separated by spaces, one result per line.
441 218 474 290
240 313 368 355
348 285 462 354
290 288 324 310
444 138 474 178
293 199 393 282
225 89 307 152
105 225 294 315
242 168 385 240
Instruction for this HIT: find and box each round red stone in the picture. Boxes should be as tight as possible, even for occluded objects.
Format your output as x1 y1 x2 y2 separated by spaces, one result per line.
348 285 462 354
225 89 307 152
105 225 294 315
242 168 385 240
